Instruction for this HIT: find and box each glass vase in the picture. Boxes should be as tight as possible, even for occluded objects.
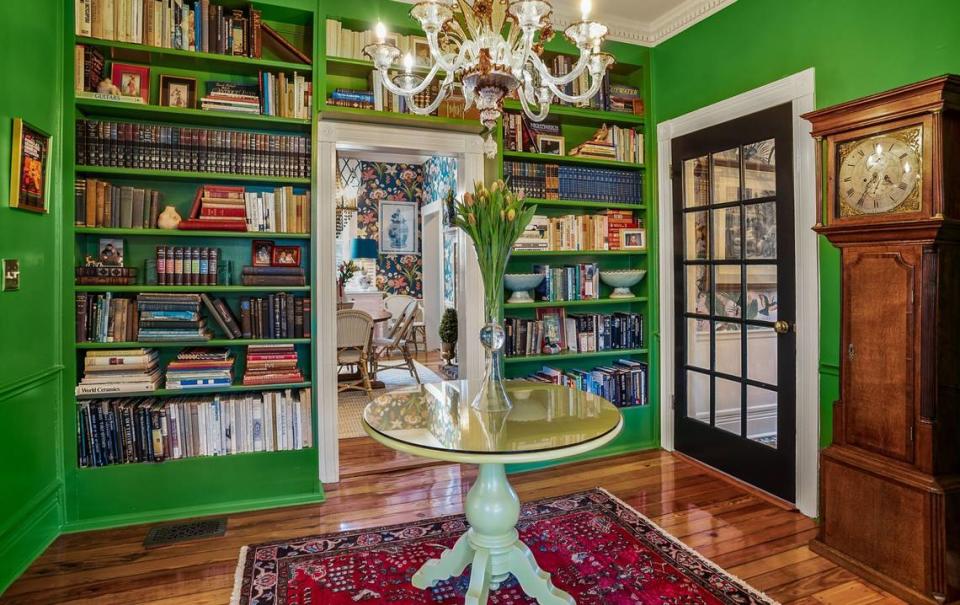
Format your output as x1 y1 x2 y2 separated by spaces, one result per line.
471 264 512 412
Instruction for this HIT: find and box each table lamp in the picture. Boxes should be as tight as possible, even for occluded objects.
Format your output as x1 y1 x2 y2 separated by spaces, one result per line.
349 238 378 291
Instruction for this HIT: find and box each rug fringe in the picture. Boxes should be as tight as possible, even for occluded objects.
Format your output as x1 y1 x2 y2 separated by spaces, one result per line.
596 487 781 605
230 545 249 605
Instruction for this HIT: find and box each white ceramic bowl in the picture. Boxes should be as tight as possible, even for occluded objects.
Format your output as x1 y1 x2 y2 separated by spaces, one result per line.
600 269 647 299
504 273 545 303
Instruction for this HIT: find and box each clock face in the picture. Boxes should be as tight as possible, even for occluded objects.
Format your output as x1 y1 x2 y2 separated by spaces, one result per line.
836 125 922 216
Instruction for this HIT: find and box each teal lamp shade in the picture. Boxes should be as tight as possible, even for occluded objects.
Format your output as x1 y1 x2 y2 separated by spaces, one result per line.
350 238 378 260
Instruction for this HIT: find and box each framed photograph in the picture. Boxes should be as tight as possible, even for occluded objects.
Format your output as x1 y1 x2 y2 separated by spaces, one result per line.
8 118 51 213
411 37 431 68
621 228 646 250
159 75 197 109
536 307 567 352
271 246 301 267
111 63 150 103
251 240 274 267
98 238 125 266
380 200 419 255
537 134 565 156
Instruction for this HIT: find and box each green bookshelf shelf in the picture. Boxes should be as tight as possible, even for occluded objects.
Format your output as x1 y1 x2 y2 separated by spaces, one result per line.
503 150 644 170
325 56 446 78
318 104 482 133
77 338 311 349
75 285 311 293
76 446 317 472
75 166 311 185
525 198 645 211
75 227 311 240
504 348 648 365
76 98 311 132
503 297 647 310
511 249 647 257
76 36 313 75
502 99 645 126
76 381 312 400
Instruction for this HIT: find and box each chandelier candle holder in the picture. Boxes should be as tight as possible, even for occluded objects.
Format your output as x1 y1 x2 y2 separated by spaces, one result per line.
363 0 614 155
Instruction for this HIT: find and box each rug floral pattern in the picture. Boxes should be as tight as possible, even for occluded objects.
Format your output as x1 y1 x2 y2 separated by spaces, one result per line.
234 489 775 605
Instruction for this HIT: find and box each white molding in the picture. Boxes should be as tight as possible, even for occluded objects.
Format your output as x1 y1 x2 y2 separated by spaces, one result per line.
315 121 486 484
656 69 820 517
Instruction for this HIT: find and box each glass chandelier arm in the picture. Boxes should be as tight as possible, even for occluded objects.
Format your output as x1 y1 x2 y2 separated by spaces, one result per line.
527 51 591 88
541 70 605 104
379 62 445 97
402 77 454 116
426 31 465 73
517 87 550 122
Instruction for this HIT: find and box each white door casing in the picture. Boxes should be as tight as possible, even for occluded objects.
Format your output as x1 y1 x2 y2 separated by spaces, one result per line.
656 69 819 516
421 199 443 351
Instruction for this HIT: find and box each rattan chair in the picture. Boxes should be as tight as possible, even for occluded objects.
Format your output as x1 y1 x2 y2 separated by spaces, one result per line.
409 303 427 354
383 294 416 335
371 301 420 383
337 309 374 396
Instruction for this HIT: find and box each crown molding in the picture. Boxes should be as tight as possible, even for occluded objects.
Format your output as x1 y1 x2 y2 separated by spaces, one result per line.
392 0 735 47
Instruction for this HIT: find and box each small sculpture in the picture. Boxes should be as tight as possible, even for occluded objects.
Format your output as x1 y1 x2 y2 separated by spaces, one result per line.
97 78 121 96
157 205 182 229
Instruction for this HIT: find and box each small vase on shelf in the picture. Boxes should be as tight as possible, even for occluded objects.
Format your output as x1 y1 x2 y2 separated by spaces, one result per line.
157 206 182 229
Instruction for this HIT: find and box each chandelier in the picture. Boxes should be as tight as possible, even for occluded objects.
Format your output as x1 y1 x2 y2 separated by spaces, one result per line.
363 0 614 153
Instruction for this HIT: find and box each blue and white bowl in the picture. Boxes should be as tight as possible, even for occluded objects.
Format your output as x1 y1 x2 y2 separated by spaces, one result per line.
600 270 646 299
504 273 545 303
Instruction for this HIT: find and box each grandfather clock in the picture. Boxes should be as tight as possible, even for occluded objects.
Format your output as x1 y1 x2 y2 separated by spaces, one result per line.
803 75 960 605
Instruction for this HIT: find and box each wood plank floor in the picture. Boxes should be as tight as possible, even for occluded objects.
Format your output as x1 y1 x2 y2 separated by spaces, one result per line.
1 448 906 604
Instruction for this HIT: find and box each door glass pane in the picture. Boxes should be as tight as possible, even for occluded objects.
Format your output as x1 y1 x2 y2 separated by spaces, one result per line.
714 266 741 318
743 138 777 199
746 265 778 321
715 321 741 377
686 318 710 370
715 377 742 436
747 385 778 448
685 211 709 260
745 202 777 259
686 265 711 315
712 148 741 203
684 156 710 207
747 326 778 386
712 206 741 259
686 370 710 423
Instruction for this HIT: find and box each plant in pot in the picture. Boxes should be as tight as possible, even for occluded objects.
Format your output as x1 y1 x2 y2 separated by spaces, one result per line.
438 308 458 365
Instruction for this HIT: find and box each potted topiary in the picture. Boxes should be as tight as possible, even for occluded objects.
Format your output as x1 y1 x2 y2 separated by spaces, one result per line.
439 308 458 365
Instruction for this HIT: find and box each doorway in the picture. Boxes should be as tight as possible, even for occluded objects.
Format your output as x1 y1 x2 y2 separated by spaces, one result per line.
671 103 797 502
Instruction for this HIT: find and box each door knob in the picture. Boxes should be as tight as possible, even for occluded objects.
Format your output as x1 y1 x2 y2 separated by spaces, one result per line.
774 320 791 334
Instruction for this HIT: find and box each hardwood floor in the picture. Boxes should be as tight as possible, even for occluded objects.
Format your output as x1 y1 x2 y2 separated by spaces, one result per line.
1 450 906 604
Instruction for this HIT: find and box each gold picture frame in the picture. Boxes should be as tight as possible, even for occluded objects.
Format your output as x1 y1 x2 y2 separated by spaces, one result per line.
9 118 51 213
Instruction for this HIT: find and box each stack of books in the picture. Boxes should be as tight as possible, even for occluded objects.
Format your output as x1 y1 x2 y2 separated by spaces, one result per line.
606 210 641 250
609 84 643 114
201 82 261 114
178 184 247 231
76 293 138 342
260 71 312 119
241 266 306 287
165 347 235 390
568 126 643 164
532 264 600 302
242 344 304 385
240 294 311 338
74 178 162 228
137 293 212 342
523 360 648 407
75 348 161 396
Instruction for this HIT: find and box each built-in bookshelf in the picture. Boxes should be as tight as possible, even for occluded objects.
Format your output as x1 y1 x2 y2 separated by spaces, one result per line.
65 0 321 530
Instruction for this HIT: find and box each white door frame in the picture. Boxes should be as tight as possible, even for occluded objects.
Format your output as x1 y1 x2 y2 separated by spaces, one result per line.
656 69 820 516
315 121 486 483
421 199 444 351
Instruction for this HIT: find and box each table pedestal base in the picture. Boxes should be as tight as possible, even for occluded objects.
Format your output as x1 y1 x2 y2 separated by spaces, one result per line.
411 463 574 605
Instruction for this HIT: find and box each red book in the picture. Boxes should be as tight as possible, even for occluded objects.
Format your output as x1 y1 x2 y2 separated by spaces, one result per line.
200 206 247 218
242 372 304 385
202 185 245 199
178 219 248 231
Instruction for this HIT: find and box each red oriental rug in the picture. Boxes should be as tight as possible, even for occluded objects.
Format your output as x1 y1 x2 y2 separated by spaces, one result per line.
231 488 776 605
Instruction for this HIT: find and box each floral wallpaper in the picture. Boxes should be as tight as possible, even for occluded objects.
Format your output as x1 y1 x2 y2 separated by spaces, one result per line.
424 156 460 308
358 161 426 297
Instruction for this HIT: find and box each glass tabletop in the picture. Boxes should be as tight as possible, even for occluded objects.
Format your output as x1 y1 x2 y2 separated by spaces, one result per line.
362 380 622 456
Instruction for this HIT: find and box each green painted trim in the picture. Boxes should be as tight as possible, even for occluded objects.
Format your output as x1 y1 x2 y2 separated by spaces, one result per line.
0 481 62 596
75 227 311 239
503 297 647 310
76 98 311 131
74 166 311 185
318 105 483 133
503 150 645 170
61 488 324 534
504 348 648 364
502 100 645 126
77 338 311 349
76 382 313 400
75 285 311 293
0 365 64 403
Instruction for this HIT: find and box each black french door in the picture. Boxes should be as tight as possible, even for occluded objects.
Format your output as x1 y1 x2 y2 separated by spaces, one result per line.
672 103 796 502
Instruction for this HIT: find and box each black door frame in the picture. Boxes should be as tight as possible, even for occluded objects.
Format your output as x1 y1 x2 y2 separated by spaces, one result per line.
671 102 797 502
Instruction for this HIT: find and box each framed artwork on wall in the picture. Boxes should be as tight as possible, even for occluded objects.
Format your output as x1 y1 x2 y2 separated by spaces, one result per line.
8 118 51 213
159 75 197 109
111 63 150 103
380 200 419 255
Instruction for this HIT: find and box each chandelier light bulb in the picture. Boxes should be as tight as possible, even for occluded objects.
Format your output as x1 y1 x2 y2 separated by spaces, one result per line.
374 21 387 44
403 52 414 74
581 0 591 20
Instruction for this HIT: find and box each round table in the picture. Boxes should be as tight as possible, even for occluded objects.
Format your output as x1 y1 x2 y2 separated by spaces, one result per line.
362 379 623 605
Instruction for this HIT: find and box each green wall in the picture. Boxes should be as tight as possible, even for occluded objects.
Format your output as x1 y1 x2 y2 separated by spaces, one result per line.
650 0 960 445
0 0 65 592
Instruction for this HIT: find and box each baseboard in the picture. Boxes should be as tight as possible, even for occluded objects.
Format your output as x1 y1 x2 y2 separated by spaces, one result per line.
0 481 62 596
507 440 660 474
62 488 325 534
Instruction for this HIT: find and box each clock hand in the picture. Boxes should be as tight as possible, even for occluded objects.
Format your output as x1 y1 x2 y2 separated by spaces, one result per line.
857 172 878 207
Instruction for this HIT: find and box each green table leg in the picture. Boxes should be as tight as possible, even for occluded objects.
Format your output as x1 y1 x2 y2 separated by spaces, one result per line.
411 463 574 605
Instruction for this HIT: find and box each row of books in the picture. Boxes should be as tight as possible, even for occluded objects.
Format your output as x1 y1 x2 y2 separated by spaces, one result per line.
75 0 264 59
76 348 161 396
75 45 105 94
242 344 304 385
569 126 644 164
76 120 311 178
504 161 643 203
76 388 313 467
137 293 211 341
155 246 221 285
240 294 309 339
324 19 429 64
76 294 139 342
165 347 234 389
504 311 644 357
503 113 560 154
241 266 306 287
75 178 162 228
516 212 639 251
198 76 311 119
522 360 649 408
530 263 601 302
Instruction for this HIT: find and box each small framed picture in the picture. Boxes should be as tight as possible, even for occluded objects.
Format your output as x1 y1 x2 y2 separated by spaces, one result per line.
537 134 565 156
536 307 567 352
98 238 125 267
412 37 431 67
621 228 646 250
271 246 301 267
159 75 197 109
8 118 51 213
380 200 419 255
111 63 150 103
251 240 274 267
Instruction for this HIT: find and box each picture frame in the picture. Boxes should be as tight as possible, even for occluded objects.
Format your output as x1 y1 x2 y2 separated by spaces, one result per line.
8 118 51 213
380 200 419 255
111 63 150 103
251 240 274 267
536 307 567 351
271 245 301 267
98 238 125 267
159 75 197 109
621 228 646 250
537 134 565 156
411 36 431 68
